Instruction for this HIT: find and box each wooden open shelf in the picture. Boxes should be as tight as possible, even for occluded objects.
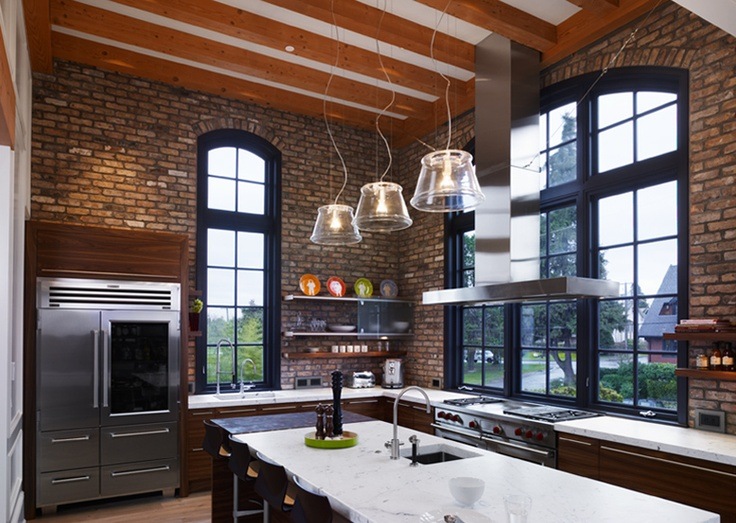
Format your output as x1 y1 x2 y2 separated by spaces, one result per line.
283 351 406 360
675 368 736 380
664 332 736 342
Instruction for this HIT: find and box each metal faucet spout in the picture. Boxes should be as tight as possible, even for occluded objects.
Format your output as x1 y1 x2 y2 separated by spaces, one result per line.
239 358 257 394
388 386 431 460
215 338 235 396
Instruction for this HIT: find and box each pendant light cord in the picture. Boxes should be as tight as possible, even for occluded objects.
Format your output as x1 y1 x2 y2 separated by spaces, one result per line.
374 0 395 181
325 0 349 205
430 0 454 152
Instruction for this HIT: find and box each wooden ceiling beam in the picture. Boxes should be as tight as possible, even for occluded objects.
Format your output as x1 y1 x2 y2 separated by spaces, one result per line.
22 0 53 72
106 0 461 95
51 0 435 118
52 31 393 135
0 24 16 146
542 0 663 67
261 0 474 71
414 0 557 52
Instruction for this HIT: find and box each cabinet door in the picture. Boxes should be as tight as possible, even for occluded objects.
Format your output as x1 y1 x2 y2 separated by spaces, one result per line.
38 309 100 431
344 398 384 420
557 433 599 479
599 442 736 522
185 410 215 492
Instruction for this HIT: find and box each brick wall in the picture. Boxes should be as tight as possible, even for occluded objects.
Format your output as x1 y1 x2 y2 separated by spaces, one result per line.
31 60 405 390
541 2 736 430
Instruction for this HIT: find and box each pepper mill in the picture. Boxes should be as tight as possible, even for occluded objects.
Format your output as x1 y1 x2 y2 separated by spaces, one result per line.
324 404 334 438
315 404 325 440
331 370 344 436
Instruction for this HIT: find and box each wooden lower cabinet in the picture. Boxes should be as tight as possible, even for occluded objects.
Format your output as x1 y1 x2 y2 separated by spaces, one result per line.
343 397 386 420
557 433 736 522
557 433 599 480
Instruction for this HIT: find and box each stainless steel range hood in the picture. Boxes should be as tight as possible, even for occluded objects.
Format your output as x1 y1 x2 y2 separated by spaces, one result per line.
423 34 619 306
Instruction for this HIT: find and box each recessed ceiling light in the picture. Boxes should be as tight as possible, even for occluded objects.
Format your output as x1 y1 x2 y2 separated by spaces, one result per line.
285 45 295 53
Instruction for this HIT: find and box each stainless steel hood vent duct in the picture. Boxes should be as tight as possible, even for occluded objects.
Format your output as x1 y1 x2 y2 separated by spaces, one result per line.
423 34 619 306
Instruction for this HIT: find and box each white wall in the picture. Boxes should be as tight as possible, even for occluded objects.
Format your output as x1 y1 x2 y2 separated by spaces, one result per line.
0 0 31 520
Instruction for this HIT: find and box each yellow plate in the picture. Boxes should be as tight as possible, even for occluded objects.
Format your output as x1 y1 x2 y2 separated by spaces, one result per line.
304 431 358 449
299 274 321 296
354 278 373 298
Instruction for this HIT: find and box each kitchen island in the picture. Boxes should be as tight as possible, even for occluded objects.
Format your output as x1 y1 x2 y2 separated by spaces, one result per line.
234 419 718 523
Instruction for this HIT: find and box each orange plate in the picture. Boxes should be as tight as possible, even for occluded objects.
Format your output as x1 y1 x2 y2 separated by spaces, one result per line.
327 276 346 297
299 274 321 296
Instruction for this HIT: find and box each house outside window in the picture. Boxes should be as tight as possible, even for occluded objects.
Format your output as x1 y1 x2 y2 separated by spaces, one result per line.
196 129 281 392
448 67 687 421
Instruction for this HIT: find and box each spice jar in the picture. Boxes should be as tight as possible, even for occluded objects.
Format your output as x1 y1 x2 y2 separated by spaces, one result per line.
709 344 723 371
722 342 734 371
695 351 709 370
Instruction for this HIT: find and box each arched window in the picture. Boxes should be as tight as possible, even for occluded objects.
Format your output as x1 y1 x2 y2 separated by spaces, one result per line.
195 129 281 392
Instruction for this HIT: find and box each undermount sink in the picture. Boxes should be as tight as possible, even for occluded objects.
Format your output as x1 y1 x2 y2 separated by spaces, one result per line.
214 391 276 400
400 443 481 465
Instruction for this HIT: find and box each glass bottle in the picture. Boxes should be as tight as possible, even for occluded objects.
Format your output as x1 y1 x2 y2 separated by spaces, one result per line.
709 344 722 371
721 342 734 371
695 350 709 370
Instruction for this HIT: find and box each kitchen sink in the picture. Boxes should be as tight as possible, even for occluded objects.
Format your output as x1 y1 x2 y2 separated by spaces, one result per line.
214 391 276 400
400 443 481 465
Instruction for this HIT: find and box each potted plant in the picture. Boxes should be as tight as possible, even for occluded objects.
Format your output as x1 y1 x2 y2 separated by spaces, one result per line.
189 298 203 332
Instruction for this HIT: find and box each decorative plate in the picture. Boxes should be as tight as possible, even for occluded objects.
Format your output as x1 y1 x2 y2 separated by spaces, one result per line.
380 279 398 298
354 278 373 298
304 430 358 449
299 274 321 296
327 276 347 297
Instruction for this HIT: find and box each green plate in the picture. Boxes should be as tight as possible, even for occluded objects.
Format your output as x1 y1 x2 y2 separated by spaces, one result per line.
354 278 373 298
304 431 358 449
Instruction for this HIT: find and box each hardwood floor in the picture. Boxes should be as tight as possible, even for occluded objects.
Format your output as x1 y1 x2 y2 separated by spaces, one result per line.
36 491 211 522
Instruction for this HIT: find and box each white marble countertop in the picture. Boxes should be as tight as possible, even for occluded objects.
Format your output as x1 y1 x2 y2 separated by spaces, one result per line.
235 419 718 523
187 386 466 409
556 415 736 465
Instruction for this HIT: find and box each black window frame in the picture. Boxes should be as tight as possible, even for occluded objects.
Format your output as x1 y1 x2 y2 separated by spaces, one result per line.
446 67 689 424
195 129 282 393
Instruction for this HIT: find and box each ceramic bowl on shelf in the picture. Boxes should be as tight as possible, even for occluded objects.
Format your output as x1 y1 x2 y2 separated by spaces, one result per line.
392 321 410 333
328 324 356 333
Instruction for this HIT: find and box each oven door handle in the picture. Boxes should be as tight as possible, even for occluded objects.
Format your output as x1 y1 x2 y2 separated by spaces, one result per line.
431 423 480 439
481 436 554 458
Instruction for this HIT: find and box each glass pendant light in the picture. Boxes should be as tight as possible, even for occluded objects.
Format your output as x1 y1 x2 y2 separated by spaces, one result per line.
310 204 362 245
310 2 362 246
410 7 484 213
353 3 413 232
411 149 484 212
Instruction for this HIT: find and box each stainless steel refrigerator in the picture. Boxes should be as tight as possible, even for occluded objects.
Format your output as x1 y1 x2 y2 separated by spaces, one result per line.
36 277 181 512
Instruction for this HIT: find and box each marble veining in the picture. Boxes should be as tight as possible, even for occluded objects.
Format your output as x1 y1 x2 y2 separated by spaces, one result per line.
235 420 718 523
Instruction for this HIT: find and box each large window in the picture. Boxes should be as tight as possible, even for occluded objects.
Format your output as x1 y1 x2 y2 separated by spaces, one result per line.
196 129 281 392
448 68 687 421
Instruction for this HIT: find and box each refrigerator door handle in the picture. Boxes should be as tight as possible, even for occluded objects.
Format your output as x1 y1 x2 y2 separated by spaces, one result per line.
92 329 100 408
102 328 109 408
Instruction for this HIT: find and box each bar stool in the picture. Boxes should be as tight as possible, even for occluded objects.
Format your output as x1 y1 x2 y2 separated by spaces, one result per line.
290 475 333 523
203 419 231 459
254 451 296 522
228 435 263 521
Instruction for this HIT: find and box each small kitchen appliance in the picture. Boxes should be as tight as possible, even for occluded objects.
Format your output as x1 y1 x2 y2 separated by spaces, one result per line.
344 371 375 389
382 358 404 389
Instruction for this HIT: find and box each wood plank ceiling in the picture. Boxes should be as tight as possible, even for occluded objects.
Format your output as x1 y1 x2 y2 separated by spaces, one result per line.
23 0 662 147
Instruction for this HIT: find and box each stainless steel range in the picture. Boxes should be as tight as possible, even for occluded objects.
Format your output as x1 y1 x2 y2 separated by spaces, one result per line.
432 396 598 467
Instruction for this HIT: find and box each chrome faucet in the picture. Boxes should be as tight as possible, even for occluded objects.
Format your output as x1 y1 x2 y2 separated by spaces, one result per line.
387 386 431 460
215 339 235 395
239 358 257 395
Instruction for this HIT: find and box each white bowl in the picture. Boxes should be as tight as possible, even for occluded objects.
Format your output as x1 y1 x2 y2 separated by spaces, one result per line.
392 321 410 333
328 324 356 332
448 477 485 506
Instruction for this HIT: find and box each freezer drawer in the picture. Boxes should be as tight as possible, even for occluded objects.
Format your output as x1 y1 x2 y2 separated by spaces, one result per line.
38 429 100 473
101 458 179 497
37 467 100 508
101 422 178 465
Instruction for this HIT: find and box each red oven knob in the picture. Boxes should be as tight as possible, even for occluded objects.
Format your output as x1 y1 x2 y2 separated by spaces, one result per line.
468 420 477 429
438 411 447 419
536 432 545 441
453 415 463 424
492 426 502 435
514 427 523 436
525 430 534 439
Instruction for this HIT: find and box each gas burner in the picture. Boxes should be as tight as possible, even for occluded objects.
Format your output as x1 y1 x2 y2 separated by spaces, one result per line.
503 405 599 422
443 396 503 406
